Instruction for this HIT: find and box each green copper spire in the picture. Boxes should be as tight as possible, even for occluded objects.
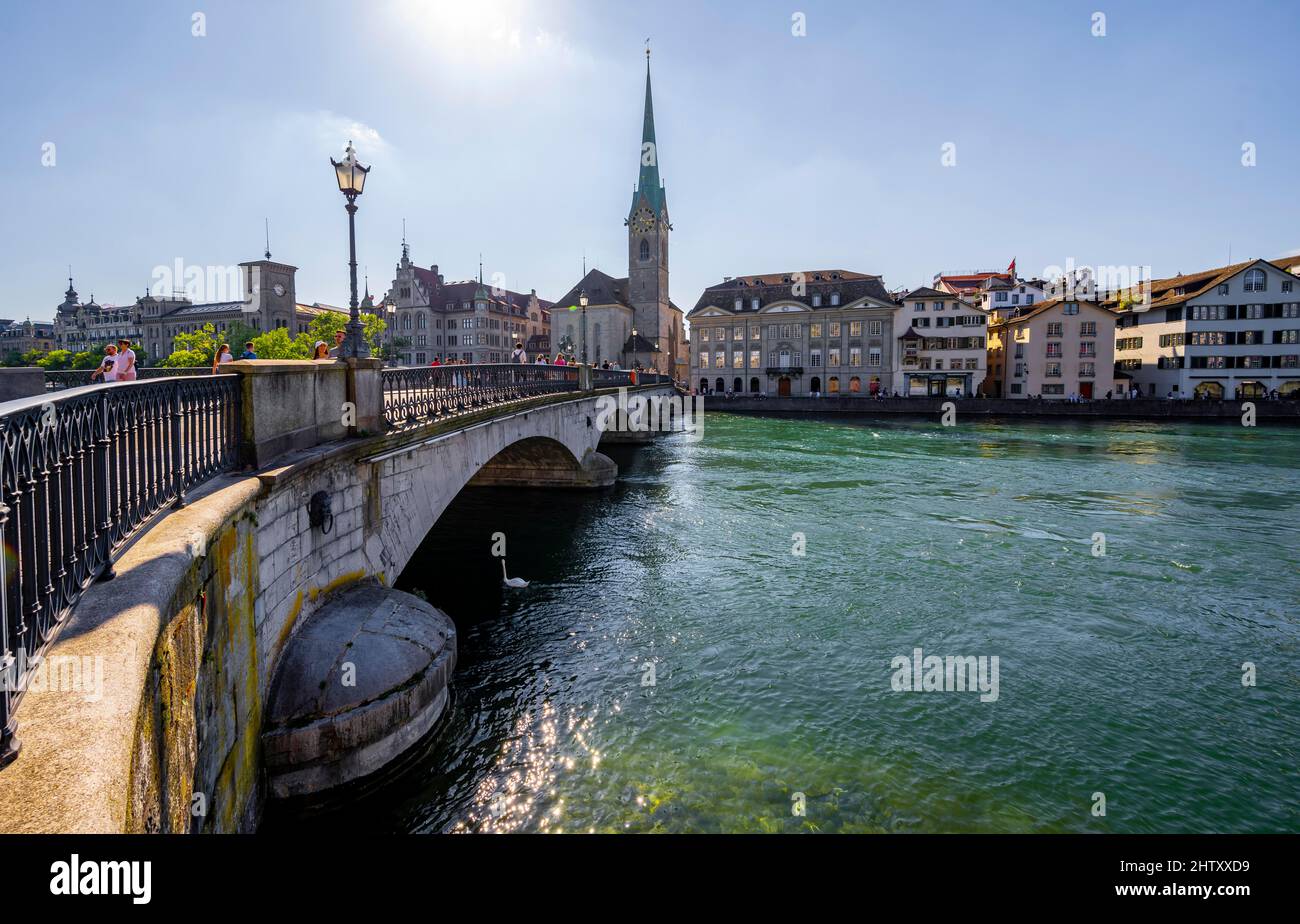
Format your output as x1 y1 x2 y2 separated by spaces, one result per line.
631 48 666 218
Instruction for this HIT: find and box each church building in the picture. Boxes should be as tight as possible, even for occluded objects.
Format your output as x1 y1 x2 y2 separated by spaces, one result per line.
549 51 686 374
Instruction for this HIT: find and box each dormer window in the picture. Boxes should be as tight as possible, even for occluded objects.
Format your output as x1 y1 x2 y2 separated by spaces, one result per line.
812 294 821 307
734 298 742 311
751 298 759 310
830 293 840 306
1244 269 1266 292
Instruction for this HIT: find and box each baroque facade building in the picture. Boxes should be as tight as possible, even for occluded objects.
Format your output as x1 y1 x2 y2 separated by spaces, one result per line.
53 258 334 360
549 52 688 376
688 270 898 395
0 318 56 358
382 247 551 365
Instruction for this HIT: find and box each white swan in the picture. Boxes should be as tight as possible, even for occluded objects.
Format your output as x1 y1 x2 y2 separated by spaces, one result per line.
501 559 529 589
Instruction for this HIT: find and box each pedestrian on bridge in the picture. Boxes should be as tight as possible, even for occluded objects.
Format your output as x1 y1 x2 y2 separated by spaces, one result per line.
510 342 527 363
239 341 257 360
113 339 137 381
89 344 117 383
312 340 330 360
212 343 234 373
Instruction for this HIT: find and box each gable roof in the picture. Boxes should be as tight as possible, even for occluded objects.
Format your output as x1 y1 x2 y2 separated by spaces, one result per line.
1106 258 1294 313
990 296 1117 327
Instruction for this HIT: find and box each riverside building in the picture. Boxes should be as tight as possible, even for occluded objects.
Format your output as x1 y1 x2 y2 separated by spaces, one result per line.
986 297 1119 399
1105 258 1300 399
687 270 898 396
893 288 990 396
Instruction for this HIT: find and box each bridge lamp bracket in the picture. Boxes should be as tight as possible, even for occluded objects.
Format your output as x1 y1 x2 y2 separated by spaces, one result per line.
308 491 334 534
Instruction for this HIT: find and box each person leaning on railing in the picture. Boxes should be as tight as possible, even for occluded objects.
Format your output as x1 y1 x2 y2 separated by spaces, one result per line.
88 344 118 383
212 343 234 374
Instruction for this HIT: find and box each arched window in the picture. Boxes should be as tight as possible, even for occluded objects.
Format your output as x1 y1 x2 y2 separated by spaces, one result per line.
639 239 650 261
733 377 742 392
1244 268 1267 292
416 313 427 329
828 376 840 394
749 377 760 393
401 314 412 330
716 378 725 393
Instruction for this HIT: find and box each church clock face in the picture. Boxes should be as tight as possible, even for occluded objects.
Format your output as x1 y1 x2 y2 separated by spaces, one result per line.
631 207 655 234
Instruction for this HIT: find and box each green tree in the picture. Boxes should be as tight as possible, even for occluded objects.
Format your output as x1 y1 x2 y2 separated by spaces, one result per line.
220 320 259 354
250 327 312 359
162 323 218 367
35 349 74 370
1 350 25 367
307 310 387 355
71 350 101 370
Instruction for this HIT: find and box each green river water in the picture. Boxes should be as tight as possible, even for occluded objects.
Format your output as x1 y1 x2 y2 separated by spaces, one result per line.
279 413 1300 833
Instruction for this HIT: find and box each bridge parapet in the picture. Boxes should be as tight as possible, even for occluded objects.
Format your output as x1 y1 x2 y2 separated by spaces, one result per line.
0 361 675 830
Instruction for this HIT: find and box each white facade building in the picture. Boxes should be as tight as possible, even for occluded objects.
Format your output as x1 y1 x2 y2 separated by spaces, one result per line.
1109 258 1300 399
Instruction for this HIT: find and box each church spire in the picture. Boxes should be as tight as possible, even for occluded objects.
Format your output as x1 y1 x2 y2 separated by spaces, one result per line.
634 44 665 216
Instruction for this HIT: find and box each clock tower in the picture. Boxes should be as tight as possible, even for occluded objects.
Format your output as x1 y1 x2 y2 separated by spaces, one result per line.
626 49 673 371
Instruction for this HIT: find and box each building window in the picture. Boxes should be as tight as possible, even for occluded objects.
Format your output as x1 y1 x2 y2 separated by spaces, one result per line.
868 347 881 366
733 327 743 340
829 322 841 337
829 347 841 365
810 322 822 338
700 328 710 342
849 321 862 337
749 349 760 368
812 295 821 307
849 347 862 366
811 349 822 367
1047 322 1063 337
830 293 840 306
1080 321 1096 336
734 298 742 311
639 239 650 260
1244 269 1266 292
869 320 882 336
751 298 760 310
1045 362 1061 377
1046 343 1062 358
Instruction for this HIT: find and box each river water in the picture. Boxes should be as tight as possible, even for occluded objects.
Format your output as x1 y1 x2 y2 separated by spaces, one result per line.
285 413 1300 833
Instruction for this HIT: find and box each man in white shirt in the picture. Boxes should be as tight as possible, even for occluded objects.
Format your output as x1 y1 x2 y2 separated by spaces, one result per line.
90 344 117 383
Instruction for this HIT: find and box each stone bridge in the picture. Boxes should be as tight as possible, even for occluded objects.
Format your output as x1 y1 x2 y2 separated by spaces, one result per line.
0 361 677 833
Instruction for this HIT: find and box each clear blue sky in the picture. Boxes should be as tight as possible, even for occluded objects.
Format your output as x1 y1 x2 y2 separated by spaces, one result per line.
3 0 1297 321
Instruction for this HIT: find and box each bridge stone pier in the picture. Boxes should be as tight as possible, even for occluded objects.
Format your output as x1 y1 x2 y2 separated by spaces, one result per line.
0 361 676 833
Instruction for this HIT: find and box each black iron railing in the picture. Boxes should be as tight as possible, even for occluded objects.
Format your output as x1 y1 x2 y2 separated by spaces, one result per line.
592 369 633 388
0 376 240 766
44 367 213 392
382 363 579 428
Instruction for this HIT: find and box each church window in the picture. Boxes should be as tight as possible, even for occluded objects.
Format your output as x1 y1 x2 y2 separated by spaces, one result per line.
639 239 650 261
